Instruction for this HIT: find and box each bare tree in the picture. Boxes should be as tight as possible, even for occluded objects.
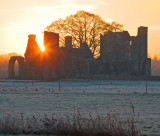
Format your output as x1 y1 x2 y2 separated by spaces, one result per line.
45 10 123 57
109 21 124 32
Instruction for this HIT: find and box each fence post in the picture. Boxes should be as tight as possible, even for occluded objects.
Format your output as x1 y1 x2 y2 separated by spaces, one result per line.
59 80 61 92
146 83 148 93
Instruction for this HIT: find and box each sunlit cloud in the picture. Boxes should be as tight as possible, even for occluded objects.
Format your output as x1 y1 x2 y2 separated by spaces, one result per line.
79 0 108 6
0 22 43 32
8 22 26 25
150 26 160 31
94 1 108 6
0 0 106 13
23 6 59 11
59 0 108 6
0 10 9 12
21 4 96 12
0 0 107 56
0 26 23 31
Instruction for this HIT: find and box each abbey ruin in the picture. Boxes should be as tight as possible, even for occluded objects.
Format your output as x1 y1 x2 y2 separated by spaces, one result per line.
8 26 151 80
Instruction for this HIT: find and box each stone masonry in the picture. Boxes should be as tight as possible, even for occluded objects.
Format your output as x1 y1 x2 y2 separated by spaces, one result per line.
8 26 151 80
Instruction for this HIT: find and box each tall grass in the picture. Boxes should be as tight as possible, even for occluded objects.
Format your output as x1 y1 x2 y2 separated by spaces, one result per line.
0 110 140 136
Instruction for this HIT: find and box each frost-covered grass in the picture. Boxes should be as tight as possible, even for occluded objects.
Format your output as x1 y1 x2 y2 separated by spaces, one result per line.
0 79 160 135
0 110 139 136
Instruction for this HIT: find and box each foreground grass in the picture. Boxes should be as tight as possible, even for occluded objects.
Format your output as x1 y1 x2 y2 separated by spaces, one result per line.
0 110 140 136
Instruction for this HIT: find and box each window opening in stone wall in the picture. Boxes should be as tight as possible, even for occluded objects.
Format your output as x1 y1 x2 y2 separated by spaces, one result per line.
14 60 19 78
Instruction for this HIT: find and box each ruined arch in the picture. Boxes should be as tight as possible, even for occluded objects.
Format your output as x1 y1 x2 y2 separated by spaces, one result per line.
8 56 25 79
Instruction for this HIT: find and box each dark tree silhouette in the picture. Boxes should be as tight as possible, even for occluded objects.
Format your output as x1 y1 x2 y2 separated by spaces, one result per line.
45 10 123 57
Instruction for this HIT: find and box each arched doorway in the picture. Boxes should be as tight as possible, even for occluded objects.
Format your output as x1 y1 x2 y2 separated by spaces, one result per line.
14 60 19 78
8 56 25 79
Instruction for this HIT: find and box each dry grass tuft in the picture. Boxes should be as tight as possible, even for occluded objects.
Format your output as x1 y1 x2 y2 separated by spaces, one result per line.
0 110 140 136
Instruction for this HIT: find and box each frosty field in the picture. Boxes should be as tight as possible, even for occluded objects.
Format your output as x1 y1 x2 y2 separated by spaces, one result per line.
0 79 160 135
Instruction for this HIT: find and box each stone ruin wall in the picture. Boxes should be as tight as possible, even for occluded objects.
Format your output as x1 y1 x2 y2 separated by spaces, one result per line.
43 31 60 80
8 56 26 79
24 34 43 79
100 31 132 75
100 26 151 76
8 26 151 80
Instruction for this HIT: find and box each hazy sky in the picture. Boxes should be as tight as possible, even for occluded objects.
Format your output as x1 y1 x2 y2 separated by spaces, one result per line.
0 0 160 57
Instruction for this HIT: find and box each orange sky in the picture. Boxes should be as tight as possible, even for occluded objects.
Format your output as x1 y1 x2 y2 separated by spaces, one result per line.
0 0 160 58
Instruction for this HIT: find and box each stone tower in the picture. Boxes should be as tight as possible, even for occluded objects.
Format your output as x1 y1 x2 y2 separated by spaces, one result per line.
138 26 148 59
131 26 150 76
24 34 41 59
24 34 42 79
44 31 59 52
137 26 148 72
43 31 60 80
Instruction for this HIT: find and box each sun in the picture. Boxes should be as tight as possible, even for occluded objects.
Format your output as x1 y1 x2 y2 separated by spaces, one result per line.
36 33 45 51
39 45 45 51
